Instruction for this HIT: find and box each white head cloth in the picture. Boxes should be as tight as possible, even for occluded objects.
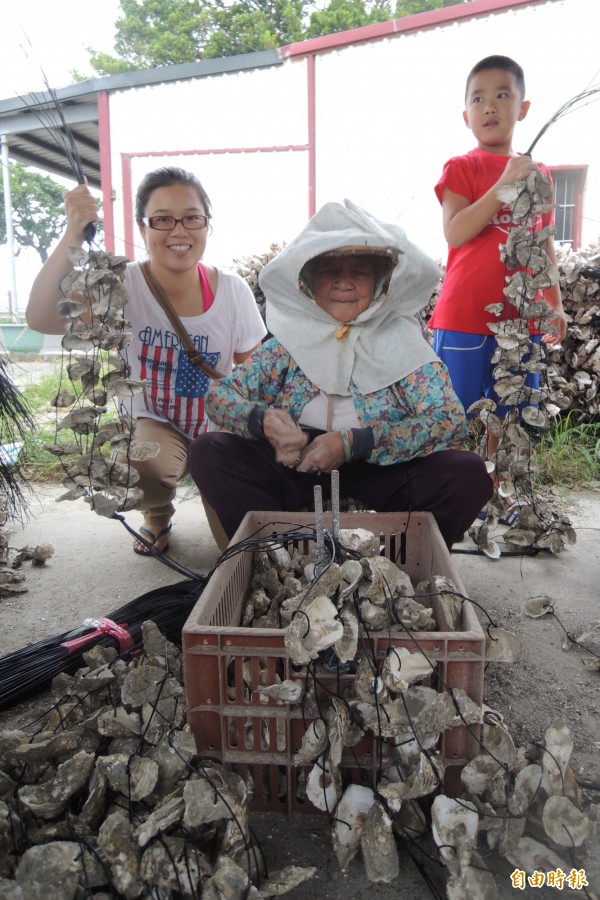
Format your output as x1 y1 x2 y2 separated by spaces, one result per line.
260 199 440 395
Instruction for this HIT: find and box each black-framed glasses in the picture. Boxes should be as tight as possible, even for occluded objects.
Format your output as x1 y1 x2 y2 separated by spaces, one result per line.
142 214 209 231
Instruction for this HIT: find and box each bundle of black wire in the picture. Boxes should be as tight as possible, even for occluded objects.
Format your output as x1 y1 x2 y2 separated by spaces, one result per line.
0 577 205 710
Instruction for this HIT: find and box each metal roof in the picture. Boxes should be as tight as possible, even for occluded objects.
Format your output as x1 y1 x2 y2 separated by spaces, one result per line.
0 52 281 188
0 91 102 188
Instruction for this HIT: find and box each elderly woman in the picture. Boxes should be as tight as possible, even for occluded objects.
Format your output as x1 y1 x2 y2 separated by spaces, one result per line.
189 200 492 548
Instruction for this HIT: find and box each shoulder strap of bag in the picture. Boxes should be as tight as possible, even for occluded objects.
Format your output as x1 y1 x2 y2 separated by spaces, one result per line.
140 261 224 379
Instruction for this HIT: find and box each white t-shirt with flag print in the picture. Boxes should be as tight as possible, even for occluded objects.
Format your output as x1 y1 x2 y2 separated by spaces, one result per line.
122 262 266 438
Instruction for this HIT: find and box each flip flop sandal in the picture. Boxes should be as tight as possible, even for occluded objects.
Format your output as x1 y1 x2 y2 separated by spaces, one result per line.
500 504 521 527
500 500 523 525
133 524 172 556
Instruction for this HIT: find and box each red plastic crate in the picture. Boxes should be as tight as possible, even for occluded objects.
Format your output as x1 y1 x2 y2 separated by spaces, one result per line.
183 511 485 819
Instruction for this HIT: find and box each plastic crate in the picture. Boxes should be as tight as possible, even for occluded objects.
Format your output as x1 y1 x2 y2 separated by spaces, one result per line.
183 511 485 819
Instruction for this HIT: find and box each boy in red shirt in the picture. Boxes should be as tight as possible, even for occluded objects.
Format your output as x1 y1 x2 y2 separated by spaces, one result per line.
430 55 566 471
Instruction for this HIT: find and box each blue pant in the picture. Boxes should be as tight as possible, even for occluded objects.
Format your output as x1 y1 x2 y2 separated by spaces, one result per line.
433 330 541 418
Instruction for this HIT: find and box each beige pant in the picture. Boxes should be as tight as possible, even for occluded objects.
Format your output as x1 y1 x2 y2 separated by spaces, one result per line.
128 417 228 548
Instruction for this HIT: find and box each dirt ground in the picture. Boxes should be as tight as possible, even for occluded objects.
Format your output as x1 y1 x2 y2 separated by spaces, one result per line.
1 481 600 897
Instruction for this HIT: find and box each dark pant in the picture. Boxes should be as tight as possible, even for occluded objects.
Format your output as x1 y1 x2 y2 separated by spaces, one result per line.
189 434 493 549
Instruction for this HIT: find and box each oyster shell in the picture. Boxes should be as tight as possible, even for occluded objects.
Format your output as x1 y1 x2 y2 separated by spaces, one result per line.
97 753 159 801
294 718 327 766
461 754 504 796
256 680 304 704
121 665 182 709
446 852 498 900
332 784 375 870
505 835 569 876
337 528 379 557
379 752 444 805
326 698 349 769
485 627 522 663
139 836 210 893
354 655 388 704
360 801 399 884
391 597 434 630
381 647 434 693
98 811 143 897
182 777 235 827
542 722 572 795
431 795 479 879
18 750 95 819
135 794 185 847
358 597 388 630
128 441 160 462
334 602 359 662
256 865 317 896
542 795 592 847
339 559 363 599
481 716 517 766
306 755 341 812
524 595 554 617
15 841 89 898
284 595 343 665
414 689 482 743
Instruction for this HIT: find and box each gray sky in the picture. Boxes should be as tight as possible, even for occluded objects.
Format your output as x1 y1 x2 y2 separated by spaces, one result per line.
2 0 121 97
1 1 122 315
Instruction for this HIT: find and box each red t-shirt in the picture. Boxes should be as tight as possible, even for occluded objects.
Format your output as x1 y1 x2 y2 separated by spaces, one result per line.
429 147 554 335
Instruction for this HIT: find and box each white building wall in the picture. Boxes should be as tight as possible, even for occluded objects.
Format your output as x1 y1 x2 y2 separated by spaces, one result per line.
106 0 599 269
314 0 600 258
109 61 311 269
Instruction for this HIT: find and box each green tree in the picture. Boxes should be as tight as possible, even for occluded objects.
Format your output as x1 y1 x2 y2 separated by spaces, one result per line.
205 0 305 57
0 162 66 264
394 0 462 14
88 0 212 75
306 0 396 38
87 0 467 74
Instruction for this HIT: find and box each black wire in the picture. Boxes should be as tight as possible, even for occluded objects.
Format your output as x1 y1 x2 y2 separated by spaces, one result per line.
526 86 600 156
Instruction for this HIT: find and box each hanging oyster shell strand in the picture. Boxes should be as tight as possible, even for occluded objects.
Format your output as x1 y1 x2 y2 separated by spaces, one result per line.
468 169 576 557
48 246 159 519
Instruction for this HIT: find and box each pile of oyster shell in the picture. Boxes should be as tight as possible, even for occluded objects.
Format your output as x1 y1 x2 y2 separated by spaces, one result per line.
235 243 285 326
0 619 315 898
245 527 449 641
46 247 158 519
245 531 597 895
548 241 600 417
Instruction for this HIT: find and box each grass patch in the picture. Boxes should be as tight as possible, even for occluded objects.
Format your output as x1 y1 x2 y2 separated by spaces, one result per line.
22 426 71 482
18 361 116 483
18 364 65 482
531 412 600 488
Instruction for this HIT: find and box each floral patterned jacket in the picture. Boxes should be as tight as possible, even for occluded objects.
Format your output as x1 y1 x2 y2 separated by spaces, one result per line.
205 338 467 466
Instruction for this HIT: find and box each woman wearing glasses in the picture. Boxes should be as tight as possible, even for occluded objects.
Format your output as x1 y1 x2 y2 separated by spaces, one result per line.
27 167 266 554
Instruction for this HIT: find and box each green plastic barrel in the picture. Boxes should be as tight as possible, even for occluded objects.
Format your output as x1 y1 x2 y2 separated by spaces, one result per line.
0 324 44 353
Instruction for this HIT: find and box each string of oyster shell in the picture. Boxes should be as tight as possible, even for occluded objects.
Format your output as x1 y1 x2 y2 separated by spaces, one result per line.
469 170 577 557
52 247 158 518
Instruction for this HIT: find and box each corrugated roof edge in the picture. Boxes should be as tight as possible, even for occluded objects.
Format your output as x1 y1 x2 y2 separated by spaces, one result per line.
0 49 282 112
279 0 552 58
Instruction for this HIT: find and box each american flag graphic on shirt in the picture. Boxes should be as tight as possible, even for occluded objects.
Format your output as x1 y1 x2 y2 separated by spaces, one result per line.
139 339 221 438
